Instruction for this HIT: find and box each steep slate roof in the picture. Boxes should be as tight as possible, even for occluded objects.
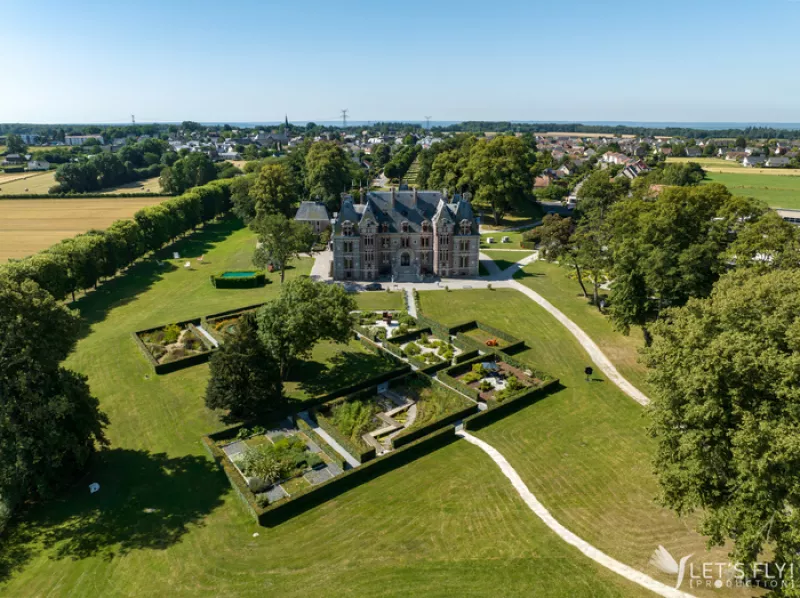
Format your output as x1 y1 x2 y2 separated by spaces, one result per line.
295 201 330 222
334 190 477 235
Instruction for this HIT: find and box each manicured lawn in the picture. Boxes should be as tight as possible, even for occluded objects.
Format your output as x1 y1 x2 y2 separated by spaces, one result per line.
480 200 542 230
419 288 740 595
283 338 399 402
704 171 800 209
0 217 652 597
513 260 652 395
354 289 405 311
482 249 533 272
480 231 526 249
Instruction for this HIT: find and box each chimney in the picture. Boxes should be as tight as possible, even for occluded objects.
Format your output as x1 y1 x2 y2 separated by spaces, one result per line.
442 188 448 201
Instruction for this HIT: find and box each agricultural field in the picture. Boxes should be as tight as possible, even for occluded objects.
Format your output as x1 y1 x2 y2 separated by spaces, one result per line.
0 219 656 597
0 170 56 194
704 171 800 209
101 175 162 194
0 196 169 261
668 155 800 175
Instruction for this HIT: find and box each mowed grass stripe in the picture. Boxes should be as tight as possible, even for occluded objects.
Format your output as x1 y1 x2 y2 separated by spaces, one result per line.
0 197 169 261
0 219 651 596
419 288 742 597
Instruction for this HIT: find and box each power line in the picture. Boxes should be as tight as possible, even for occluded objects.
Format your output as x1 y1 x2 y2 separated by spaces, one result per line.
340 109 348 128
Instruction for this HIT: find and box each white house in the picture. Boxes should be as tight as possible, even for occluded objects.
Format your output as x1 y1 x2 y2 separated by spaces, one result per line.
26 160 50 171
65 134 104 146
601 151 629 165
765 156 790 168
743 155 766 167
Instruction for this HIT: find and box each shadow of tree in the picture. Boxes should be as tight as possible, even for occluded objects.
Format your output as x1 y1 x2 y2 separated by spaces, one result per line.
293 350 396 398
0 449 227 582
71 216 246 339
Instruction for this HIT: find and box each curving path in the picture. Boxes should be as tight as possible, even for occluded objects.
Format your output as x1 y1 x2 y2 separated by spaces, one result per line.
457 429 692 598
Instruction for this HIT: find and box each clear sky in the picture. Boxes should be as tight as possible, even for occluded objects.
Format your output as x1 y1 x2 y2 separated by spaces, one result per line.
3 0 799 124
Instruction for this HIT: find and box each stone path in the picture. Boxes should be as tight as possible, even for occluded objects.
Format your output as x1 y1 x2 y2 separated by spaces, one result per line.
310 249 333 281
405 288 418 318
456 429 693 598
506 279 650 406
296 411 360 468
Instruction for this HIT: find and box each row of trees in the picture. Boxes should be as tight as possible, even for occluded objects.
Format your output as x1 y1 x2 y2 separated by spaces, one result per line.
1 180 234 301
53 154 161 194
205 277 356 419
534 167 800 575
382 144 419 180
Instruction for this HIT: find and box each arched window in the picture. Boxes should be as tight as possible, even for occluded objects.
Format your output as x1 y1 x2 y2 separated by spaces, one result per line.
400 252 411 267
422 220 431 233
460 219 471 235
342 221 354 236
381 222 389 233
401 221 409 233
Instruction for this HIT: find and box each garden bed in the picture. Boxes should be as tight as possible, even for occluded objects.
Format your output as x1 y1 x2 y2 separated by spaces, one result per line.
454 357 541 402
353 310 419 342
398 332 460 366
133 319 216 373
220 423 345 506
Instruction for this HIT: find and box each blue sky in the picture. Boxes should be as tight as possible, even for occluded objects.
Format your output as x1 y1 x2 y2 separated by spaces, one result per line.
3 0 799 124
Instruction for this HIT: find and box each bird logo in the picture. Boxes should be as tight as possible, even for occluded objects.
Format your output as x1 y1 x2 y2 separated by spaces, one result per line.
650 545 693 589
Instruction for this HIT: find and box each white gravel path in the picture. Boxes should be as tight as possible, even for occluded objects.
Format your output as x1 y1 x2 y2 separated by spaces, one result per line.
457 429 693 598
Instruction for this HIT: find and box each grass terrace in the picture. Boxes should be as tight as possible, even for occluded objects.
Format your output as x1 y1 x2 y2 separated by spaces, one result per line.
283 338 400 403
480 231 526 249
354 289 405 311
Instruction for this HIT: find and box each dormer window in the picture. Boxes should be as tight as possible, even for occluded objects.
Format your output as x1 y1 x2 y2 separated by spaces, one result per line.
422 220 431 233
342 221 354 236
381 223 389 233
401 221 409 233
460 219 471 235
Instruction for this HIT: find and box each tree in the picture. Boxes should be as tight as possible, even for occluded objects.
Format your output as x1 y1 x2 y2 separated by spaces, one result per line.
0 277 108 521
230 174 256 222
160 152 216 194
305 141 352 207
6 133 27 154
725 209 800 270
251 163 299 217
657 161 705 186
371 143 391 169
205 314 283 419
468 136 534 225
643 269 800 578
531 214 589 297
251 214 314 283
735 136 747 149
255 277 356 380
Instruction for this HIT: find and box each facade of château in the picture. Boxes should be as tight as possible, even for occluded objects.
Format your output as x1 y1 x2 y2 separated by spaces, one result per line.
331 188 480 282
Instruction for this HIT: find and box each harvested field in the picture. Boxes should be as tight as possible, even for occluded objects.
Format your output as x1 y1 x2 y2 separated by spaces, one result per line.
0 196 168 261
668 156 800 175
0 171 55 194
101 175 162 194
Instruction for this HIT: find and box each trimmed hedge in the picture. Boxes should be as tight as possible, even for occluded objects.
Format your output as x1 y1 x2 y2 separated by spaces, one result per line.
391 401 477 449
210 271 267 289
389 327 433 346
0 192 170 199
438 370 481 401
313 410 376 464
296 417 347 470
132 319 216 375
520 241 536 250
463 378 560 430
202 435 260 521
415 314 451 339
454 349 481 364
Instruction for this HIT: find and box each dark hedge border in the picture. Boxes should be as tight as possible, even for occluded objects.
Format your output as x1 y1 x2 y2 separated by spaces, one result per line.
210 271 268 289
463 378 561 431
132 318 216 375
296 418 347 470
312 410 376 463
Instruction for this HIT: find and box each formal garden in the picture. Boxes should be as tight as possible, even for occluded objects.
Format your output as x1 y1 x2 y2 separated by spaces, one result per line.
446 356 541 402
133 319 216 372
218 422 346 506
354 310 419 341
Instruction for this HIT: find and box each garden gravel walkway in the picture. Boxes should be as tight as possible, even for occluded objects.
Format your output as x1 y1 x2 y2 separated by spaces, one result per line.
296 411 360 469
456 429 693 598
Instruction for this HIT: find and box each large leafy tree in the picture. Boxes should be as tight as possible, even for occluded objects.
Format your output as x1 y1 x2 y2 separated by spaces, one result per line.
467 136 534 225
160 152 216 194
528 214 589 297
305 141 352 208
251 214 314 283
6 133 27 154
255 277 356 380
644 269 800 579
251 163 299 217
205 314 283 419
0 277 108 524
